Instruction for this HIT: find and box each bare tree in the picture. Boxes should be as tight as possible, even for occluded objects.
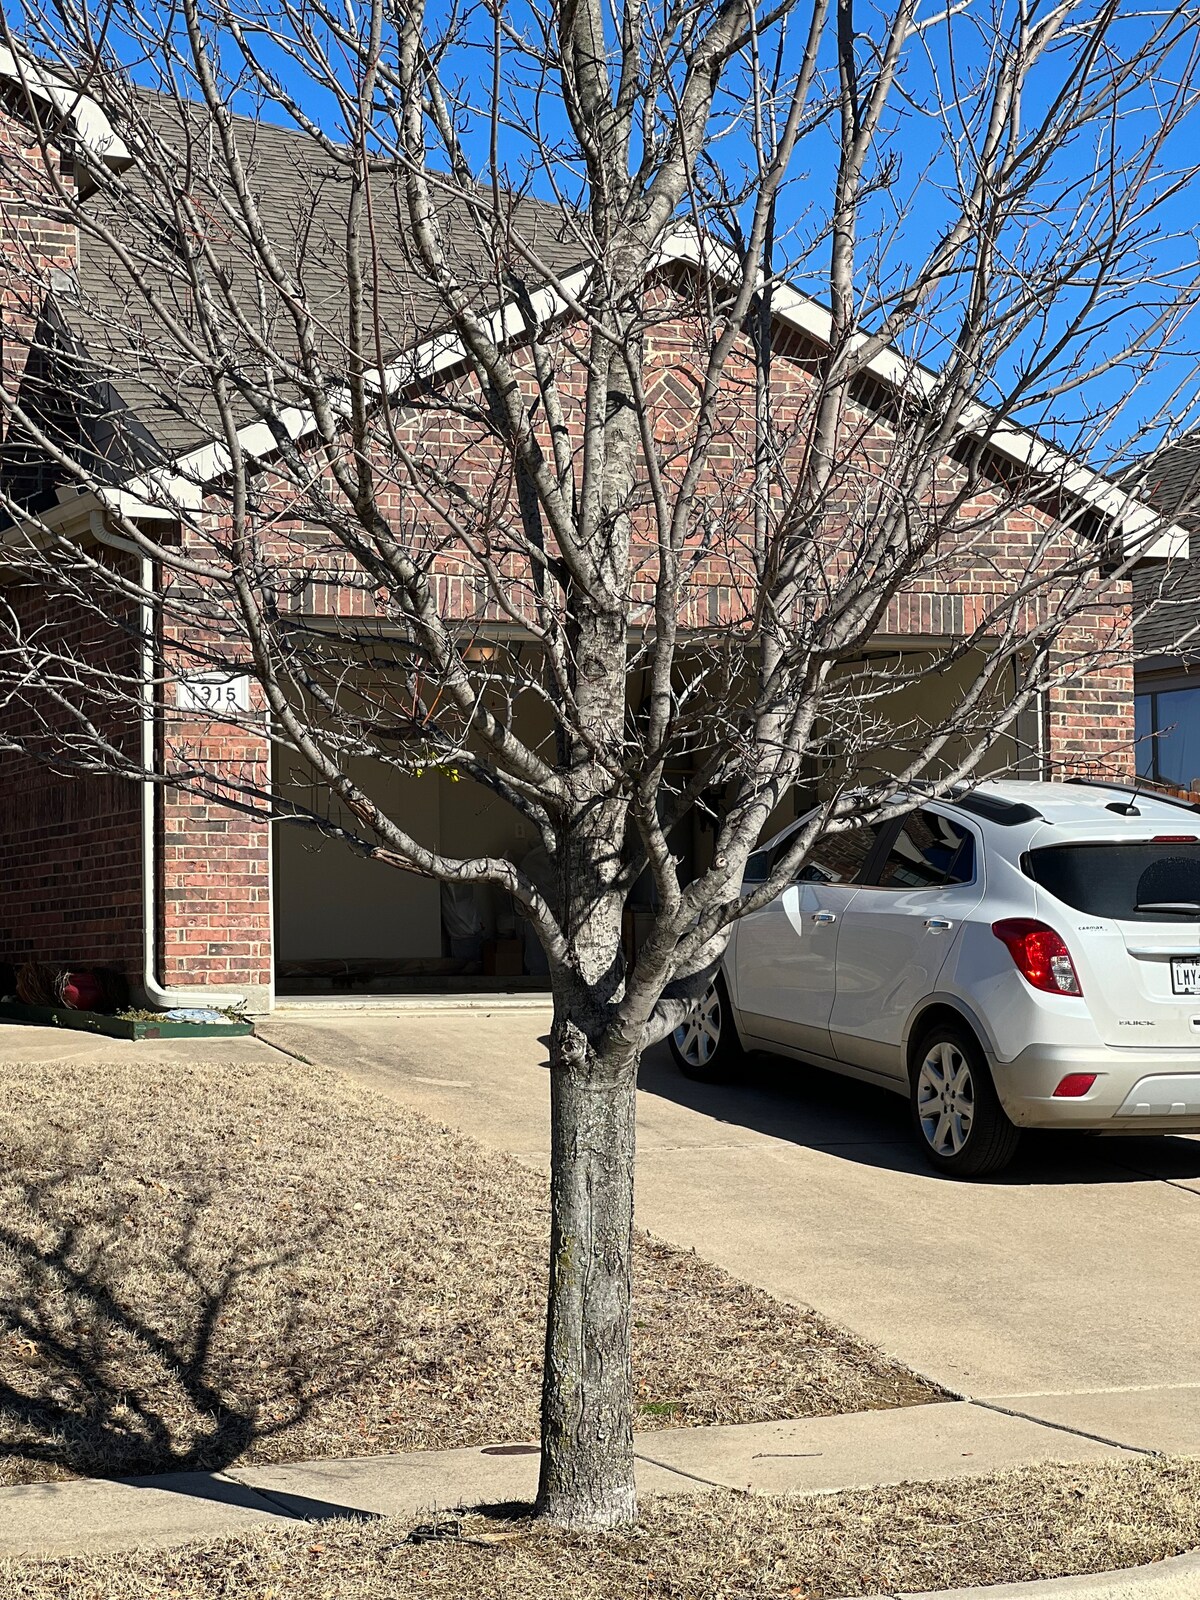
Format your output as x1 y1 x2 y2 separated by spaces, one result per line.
1 0 1200 1528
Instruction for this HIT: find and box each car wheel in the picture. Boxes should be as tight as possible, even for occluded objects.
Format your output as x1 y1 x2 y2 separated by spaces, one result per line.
910 1022 1020 1179
668 975 745 1083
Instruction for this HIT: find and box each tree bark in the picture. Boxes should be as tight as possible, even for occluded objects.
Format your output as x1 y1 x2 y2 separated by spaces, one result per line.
535 1008 639 1527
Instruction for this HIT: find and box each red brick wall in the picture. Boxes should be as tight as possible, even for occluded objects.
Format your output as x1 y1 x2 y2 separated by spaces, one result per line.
0 102 147 985
0 567 143 981
0 769 142 979
0 90 76 413
1046 608 1135 780
159 720 273 1003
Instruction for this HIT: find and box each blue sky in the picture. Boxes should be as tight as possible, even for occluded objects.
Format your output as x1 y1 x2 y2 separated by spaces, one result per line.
20 0 1200 468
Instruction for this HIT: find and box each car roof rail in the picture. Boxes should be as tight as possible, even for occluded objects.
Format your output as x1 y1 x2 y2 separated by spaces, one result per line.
953 791 1043 826
1065 776 1200 817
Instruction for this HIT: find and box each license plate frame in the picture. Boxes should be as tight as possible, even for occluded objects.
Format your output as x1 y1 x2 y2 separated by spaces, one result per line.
1171 957 1200 996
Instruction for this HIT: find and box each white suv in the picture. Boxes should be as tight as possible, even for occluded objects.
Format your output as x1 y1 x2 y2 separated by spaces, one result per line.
670 779 1200 1177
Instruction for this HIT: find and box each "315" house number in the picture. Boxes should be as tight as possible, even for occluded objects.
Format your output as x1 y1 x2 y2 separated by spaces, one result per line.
175 672 252 713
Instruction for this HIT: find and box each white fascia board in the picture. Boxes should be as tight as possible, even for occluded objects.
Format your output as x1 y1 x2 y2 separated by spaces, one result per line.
116 221 1187 560
0 488 105 552
4 486 173 543
127 404 314 511
128 264 597 512
47 481 175 522
0 45 131 172
0 490 99 551
967 416 1186 561
761 273 1187 561
94 485 176 520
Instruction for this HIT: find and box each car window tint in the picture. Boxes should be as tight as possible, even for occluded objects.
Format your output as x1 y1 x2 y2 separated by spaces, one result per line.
876 811 975 889
742 847 771 884
797 823 882 885
1028 842 1200 920
743 817 805 884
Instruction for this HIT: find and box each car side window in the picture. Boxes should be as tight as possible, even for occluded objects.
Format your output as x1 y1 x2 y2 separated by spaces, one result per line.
876 810 975 889
796 822 882 885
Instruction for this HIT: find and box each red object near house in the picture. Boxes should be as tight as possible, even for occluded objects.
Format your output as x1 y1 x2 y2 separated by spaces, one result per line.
60 971 104 1011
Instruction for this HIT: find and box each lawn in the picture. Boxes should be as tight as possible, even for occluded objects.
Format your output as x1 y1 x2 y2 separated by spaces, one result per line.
7 1459 1200 1598
0 1053 937 1486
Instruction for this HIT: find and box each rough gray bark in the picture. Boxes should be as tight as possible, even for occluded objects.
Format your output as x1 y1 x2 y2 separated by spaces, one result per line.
538 1014 639 1526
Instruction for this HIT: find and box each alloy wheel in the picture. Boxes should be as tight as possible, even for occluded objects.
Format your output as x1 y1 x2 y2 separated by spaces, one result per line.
673 985 722 1069
916 1039 975 1157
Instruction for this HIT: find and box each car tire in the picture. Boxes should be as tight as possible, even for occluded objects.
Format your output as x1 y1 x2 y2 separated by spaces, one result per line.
909 1021 1021 1179
668 974 745 1083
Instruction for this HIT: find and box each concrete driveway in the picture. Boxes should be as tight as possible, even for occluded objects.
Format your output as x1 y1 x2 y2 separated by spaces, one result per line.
260 1004 1200 1454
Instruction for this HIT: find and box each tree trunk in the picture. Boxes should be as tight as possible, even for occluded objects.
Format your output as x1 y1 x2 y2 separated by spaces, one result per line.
535 1009 639 1527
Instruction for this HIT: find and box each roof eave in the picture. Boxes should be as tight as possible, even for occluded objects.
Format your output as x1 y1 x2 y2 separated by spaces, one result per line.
73 223 1190 561
0 45 132 174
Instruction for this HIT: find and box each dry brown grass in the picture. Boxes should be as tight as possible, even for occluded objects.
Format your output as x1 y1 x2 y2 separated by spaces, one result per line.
0 1054 936 1487
6 1460 1200 1599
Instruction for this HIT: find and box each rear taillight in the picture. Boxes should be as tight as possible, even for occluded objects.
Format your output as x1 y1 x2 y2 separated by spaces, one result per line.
992 918 1083 995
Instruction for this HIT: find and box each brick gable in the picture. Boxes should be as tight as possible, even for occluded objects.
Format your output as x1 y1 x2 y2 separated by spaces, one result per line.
140 293 1132 999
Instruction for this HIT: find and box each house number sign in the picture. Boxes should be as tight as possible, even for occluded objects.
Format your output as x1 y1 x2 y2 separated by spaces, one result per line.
175 672 253 714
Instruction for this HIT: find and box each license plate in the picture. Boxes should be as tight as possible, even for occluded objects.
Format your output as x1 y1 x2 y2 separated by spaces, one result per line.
1172 958 1200 995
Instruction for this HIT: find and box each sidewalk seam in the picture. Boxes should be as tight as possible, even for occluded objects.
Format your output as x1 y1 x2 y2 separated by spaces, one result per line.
968 1399 1158 1458
630 1449 740 1493
219 1476 312 1524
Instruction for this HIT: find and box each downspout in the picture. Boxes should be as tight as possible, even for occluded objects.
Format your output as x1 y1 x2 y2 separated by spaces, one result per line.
89 513 244 1009
1036 685 1050 780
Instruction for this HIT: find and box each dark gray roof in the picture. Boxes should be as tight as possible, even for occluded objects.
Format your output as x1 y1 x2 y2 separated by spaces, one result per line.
17 87 587 485
1132 438 1200 662
1135 558 1200 658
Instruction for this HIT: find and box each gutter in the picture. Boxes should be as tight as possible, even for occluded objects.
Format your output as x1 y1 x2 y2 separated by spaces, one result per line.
88 513 245 1010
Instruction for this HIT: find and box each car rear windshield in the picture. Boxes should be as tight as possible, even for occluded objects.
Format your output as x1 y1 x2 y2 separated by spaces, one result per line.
1026 842 1200 921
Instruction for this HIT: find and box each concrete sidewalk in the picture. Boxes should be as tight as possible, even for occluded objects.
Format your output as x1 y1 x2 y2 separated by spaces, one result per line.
0 1399 1157 1558
899 1553 1200 1600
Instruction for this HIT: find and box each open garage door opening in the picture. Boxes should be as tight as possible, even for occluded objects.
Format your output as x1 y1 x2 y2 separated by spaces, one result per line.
271 639 1042 998
271 631 558 997
272 745 558 997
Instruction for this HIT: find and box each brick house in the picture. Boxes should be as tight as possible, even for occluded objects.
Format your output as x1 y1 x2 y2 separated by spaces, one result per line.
0 54 1180 1012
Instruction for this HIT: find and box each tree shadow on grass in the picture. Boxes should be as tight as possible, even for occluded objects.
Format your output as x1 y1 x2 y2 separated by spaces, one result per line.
0 1148 386 1519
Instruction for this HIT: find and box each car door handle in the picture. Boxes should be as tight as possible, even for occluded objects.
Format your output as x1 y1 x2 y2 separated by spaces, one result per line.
812 910 837 925
925 917 953 931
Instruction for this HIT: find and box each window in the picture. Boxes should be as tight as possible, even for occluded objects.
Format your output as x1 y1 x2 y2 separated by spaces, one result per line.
797 822 883 884
1136 683 1200 790
1027 842 1200 920
876 810 975 889
743 818 883 886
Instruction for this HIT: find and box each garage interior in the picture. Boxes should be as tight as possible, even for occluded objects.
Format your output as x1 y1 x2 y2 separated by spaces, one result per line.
271 640 1042 997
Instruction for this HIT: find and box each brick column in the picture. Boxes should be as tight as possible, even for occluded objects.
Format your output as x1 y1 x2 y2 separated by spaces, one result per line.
1044 602 1136 780
159 717 274 1011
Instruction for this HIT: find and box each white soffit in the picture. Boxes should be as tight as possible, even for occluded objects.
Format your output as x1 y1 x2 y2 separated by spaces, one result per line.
0 44 131 172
